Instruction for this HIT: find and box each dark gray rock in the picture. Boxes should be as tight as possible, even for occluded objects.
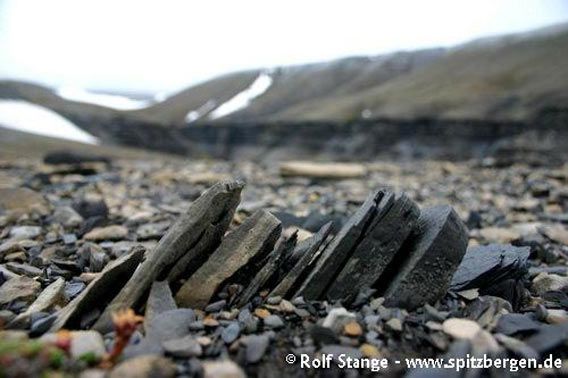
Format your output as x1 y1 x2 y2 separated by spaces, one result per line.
263 315 284 329
382 205 468 309
495 313 542 335
144 281 177 330
222 322 241 344
245 334 270 363
44 151 111 165
295 190 387 300
146 309 196 342
450 244 530 293
205 300 226 313
30 313 56 337
64 281 86 300
162 335 202 358
271 222 332 299
50 247 144 331
234 232 297 307
327 193 420 301
175 209 281 309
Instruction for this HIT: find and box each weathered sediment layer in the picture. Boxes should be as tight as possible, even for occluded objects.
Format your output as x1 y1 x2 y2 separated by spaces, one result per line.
62 108 568 162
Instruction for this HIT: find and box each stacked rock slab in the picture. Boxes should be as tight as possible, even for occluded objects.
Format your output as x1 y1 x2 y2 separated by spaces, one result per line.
294 190 387 300
175 210 282 308
291 191 468 307
42 181 471 335
382 205 469 309
92 181 243 332
270 222 333 299
326 194 420 301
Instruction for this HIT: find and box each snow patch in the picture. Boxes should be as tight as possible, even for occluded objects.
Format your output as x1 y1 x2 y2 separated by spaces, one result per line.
208 73 272 119
185 100 217 123
0 100 98 144
57 87 150 110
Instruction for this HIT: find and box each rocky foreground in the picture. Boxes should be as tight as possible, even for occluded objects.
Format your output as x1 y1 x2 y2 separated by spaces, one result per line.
0 153 567 377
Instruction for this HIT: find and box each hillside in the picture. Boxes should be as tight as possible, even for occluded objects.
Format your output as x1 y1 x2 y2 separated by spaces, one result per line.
0 23 567 128
273 24 568 121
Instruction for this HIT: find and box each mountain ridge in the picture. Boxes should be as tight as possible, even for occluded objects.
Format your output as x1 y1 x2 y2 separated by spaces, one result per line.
1 22 567 127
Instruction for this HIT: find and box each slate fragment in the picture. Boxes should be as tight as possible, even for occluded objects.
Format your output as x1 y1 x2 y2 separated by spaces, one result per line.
525 322 568 355
271 222 332 299
144 280 177 330
295 190 388 300
93 181 243 332
450 244 530 297
383 205 468 309
175 209 281 308
495 313 542 336
327 193 419 301
234 232 297 308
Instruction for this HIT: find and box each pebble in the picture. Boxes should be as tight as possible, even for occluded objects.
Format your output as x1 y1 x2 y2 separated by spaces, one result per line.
0 276 40 304
343 321 363 337
222 322 241 344
204 299 226 313
53 206 84 228
254 308 271 319
322 307 356 333
442 318 481 340
532 272 568 295
162 335 203 357
147 309 196 342
202 360 246 378
83 225 128 241
263 315 284 329
385 318 403 332
109 356 176 378
9 226 42 240
244 334 270 363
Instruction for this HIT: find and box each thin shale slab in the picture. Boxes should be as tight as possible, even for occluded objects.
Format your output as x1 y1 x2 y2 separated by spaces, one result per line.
175 209 281 309
326 193 420 301
233 231 298 308
50 247 145 331
92 180 243 332
294 190 390 300
270 222 332 299
382 205 469 309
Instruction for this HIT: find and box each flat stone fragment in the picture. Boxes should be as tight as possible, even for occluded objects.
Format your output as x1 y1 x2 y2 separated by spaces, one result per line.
10 277 66 326
175 209 281 308
295 190 387 300
279 161 367 179
50 248 144 331
442 318 481 340
327 193 420 301
383 205 468 309
233 232 297 308
83 225 128 241
0 188 50 216
109 355 176 378
450 244 530 292
525 322 568 354
144 280 177 331
271 222 332 299
202 360 246 378
0 276 40 304
93 181 243 332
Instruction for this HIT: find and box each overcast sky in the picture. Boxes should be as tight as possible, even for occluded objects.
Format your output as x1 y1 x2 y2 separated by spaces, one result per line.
1 0 567 94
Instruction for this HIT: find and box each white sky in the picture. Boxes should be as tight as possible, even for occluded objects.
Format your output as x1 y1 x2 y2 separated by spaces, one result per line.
0 0 567 94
